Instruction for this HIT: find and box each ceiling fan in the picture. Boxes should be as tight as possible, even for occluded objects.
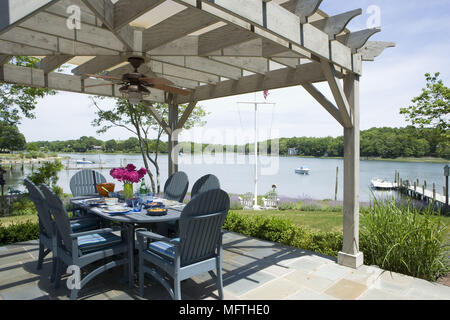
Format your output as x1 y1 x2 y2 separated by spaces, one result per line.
84 57 190 104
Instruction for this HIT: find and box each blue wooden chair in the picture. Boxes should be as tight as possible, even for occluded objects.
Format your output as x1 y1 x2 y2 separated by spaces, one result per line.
137 189 230 300
191 174 221 199
69 169 106 197
24 179 99 284
40 184 128 300
163 174 221 236
163 171 189 202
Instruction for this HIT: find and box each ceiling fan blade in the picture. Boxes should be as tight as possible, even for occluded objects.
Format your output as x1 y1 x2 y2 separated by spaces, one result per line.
140 77 174 86
153 84 191 96
84 82 116 88
86 74 122 81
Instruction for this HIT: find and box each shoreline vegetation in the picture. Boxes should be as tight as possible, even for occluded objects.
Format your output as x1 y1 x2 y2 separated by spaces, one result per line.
1 151 447 165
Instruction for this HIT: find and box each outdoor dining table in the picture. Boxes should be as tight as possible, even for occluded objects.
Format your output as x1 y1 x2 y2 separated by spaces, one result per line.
70 197 185 288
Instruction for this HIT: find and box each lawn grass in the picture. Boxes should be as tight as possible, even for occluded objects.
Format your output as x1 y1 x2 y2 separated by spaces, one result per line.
0 214 38 227
230 209 450 236
231 209 343 233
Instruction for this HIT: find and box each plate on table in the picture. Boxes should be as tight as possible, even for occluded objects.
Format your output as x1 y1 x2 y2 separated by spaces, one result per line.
84 199 105 206
102 206 131 215
146 208 167 216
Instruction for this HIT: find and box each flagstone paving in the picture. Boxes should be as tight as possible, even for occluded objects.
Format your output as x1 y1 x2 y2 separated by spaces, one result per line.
0 231 449 300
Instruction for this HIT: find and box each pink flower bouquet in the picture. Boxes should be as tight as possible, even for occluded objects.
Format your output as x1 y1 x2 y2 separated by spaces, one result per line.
110 164 147 184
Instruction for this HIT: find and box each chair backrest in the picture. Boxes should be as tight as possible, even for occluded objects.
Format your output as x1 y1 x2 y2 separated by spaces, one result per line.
40 184 73 254
163 171 189 203
191 174 220 199
70 169 106 197
179 189 230 267
23 179 54 236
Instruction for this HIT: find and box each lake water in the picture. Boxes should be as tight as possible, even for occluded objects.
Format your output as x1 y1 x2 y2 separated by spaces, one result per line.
2 153 448 203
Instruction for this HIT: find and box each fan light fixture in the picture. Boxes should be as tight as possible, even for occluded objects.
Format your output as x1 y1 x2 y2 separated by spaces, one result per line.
119 83 150 105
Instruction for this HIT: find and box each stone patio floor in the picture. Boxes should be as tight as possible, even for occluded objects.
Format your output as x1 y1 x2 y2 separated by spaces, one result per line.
0 231 449 300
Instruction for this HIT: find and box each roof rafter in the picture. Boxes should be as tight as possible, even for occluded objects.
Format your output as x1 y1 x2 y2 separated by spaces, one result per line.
177 62 326 104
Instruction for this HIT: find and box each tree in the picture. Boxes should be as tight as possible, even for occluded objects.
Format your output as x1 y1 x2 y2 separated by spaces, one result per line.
0 122 26 152
0 57 56 125
91 98 208 193
400 72 449 158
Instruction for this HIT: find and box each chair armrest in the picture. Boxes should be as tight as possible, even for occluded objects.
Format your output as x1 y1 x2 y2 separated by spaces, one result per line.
70 228 113 238
70 216 98 223
136 230 180 245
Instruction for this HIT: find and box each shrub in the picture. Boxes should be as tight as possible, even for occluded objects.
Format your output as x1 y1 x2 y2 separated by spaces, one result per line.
229 201 243 210
9 196 37 216
0 221 39 246
27 159 63 191
360 199 449 281
223 212 342 257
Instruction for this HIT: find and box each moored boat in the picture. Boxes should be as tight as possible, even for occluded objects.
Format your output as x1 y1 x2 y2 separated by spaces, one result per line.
295 166 311 175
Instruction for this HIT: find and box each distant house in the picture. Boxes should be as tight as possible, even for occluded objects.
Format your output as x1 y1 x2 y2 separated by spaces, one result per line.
288 148 298 156
91 146 103 151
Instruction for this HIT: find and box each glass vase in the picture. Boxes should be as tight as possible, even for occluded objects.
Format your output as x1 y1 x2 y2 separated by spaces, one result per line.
123 183 133 200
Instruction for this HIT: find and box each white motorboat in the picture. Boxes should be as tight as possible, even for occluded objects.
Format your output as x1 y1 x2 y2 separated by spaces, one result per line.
295 166 311 175
76 158 94 165
370 178 397 190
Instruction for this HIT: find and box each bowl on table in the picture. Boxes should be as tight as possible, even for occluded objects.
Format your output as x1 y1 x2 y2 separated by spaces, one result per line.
105 197 119 206
143 201 164 209
147 207 167 216
96 183 115 197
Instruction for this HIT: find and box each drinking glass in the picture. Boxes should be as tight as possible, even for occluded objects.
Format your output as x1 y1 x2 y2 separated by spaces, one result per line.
131 197 142 212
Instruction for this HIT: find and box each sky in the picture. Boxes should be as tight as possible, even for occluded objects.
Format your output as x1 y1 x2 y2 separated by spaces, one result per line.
18 0 450 144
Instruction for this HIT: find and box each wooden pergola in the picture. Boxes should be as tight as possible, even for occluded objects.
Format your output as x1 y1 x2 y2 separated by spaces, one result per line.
0 0 394 269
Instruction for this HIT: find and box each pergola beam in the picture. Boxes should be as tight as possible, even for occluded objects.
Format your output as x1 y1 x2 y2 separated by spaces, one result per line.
301 82 344 127
142 101 171 136
143 8 218 52
173 0 360 74
359 41 396 61
337 28 381 53
0 63 166 102
0 55 12 65
151 56 243 80
113 0 165 30
177 62 325 104
311 9 362 40
80 0 137 52
177 100 198 130
321 60 353 128
37 55 73 74
280 0 323 23
0 0 59 35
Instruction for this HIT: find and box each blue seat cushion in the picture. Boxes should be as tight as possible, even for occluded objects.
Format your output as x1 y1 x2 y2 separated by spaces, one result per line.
148 239 179 259
70 219 98 232
78 232 122 254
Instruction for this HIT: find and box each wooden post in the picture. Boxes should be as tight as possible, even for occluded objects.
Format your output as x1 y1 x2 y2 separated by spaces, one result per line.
168 94 179 177
433 183 436 203
445 165 449 207
338 73 363 269
335 166 339 201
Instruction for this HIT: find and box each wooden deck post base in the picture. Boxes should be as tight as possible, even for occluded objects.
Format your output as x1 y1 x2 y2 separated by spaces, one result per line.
338 251 363 269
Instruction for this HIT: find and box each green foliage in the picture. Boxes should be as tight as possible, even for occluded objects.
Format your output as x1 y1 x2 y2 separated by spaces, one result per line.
360 199 449 281
26 160 64 196
223 212 343 258
0 221 39 246
0 57 56 125
0 121 26 151
400 73 449 156
9 196 37 216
